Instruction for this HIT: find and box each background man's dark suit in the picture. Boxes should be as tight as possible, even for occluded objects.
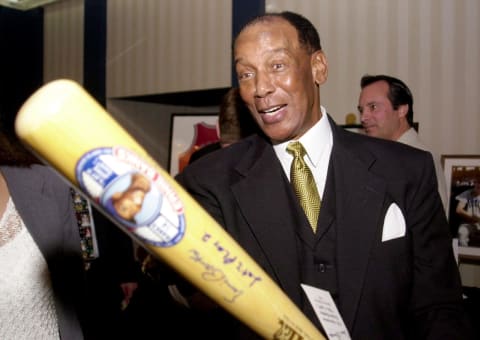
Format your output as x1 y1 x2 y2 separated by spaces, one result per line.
176 117 471 339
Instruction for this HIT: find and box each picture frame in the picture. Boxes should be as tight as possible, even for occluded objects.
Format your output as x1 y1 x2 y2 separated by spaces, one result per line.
168 113 219 176
441 154 480 259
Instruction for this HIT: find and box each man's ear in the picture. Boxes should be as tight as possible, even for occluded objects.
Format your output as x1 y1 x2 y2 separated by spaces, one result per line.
312 51 328 86
398 104 409 118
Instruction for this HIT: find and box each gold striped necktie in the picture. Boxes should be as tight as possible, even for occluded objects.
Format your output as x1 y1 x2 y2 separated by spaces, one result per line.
287 141 321 232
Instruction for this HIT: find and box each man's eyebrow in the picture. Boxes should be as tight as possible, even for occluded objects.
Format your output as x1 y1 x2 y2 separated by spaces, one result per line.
358 101 378 111
234 57 244 66
234 48 291 65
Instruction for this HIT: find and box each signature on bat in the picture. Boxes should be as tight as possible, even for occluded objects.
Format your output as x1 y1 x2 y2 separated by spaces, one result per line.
189 249 243 303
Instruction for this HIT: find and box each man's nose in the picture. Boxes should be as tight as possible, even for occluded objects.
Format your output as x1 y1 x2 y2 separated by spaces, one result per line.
359 107 369 122
254 73 274 98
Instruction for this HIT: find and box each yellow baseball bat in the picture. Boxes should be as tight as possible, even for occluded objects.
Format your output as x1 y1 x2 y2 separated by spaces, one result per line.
15 79 325 340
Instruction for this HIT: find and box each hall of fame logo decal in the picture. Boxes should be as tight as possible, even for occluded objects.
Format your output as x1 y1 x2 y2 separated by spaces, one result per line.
75 146 185 247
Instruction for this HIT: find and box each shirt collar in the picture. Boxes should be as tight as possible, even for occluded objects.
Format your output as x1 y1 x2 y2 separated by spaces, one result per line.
274 106 331 167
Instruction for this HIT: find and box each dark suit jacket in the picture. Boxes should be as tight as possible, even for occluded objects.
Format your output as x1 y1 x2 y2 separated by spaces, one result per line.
176 117 472 340
189 141 222 164
1 164 85 339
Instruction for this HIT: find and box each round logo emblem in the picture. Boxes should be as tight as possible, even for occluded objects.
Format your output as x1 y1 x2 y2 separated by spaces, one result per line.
75 147 185 247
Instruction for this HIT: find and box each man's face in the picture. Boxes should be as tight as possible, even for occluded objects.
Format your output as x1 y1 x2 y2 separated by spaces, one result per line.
234 18 327 144
358 80 407 140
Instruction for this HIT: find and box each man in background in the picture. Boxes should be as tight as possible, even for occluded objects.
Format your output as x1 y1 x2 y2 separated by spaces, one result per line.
358 74 448 213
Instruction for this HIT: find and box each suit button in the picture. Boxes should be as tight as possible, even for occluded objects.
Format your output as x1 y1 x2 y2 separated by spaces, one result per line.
317 263 326 272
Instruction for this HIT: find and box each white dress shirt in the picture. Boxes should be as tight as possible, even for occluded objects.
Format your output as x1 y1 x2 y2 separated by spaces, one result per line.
273 106 333 199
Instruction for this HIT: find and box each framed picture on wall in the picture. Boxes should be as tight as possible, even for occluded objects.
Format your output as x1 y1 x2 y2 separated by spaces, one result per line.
442 155 480 259
168 113 219 176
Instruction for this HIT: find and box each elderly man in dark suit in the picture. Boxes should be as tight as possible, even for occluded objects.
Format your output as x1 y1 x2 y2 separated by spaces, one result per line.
176 11 473 340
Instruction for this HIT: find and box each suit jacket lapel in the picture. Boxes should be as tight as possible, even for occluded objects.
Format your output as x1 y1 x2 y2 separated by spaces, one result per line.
230 138 305 305
329 124 388 330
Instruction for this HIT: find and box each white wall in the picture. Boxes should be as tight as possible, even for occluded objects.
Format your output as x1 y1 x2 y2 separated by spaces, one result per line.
43 0 84 83
106 0 232 97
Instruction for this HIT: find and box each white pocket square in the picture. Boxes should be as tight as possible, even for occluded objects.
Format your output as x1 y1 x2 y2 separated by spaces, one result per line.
382 203 406 242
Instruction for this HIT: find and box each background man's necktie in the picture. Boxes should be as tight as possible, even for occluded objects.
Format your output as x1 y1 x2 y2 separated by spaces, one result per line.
287 141 321 232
